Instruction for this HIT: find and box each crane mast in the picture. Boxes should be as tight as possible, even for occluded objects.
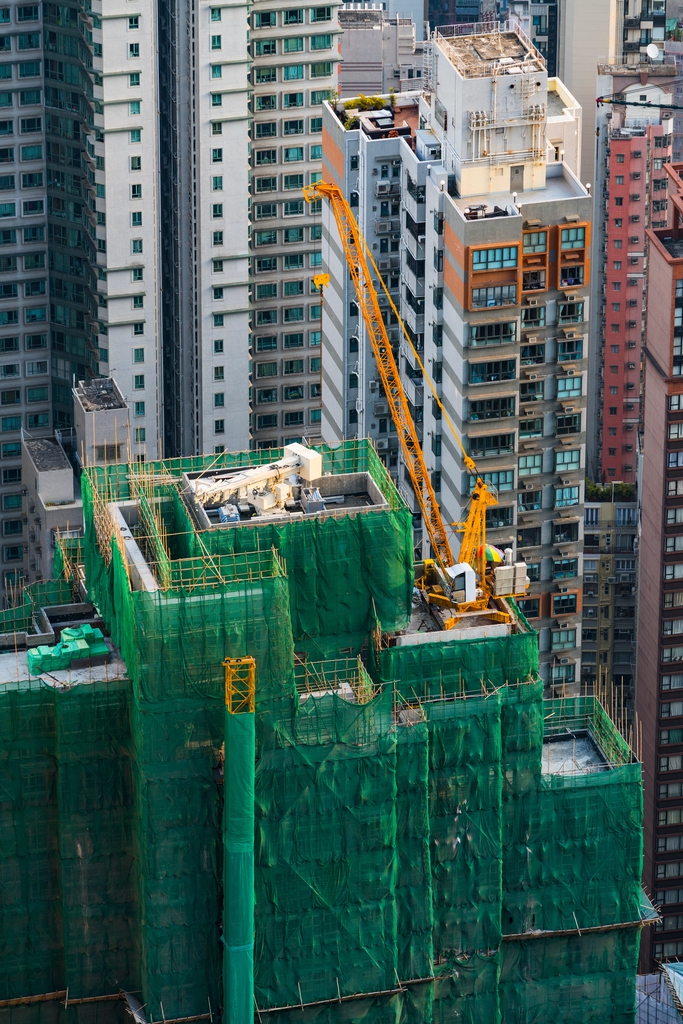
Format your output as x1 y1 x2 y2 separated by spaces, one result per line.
304 180 454 570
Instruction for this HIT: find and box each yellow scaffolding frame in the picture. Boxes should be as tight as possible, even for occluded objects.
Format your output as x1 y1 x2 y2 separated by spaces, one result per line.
223 656 256 715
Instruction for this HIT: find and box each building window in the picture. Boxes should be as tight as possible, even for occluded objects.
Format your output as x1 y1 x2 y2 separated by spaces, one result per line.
471 285 517 308
557 376 582 399
472 246 518 270
469 359 516 385
552 594 578 616
561 227 585 250
518 454 542 477
283 65 303 81
552 629 576 650
555 448 580 472
555 486 579 507
469 433 514 458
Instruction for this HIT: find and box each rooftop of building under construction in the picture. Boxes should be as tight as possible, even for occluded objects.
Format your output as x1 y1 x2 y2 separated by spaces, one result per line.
0 439 650 1024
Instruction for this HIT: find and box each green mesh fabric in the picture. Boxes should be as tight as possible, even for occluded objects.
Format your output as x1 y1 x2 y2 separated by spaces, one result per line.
224 713 255 1024
0 678 137 1000
0 442 645 1024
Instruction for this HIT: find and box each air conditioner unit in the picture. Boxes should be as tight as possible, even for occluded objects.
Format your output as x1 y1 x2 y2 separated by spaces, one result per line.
418 234 426 244
372 168 378 175
559 621 570 629
376 182 391 194
563 406 575 414
374 401 388 415
560 657 570 665
566 368 575 376
378 258 390 271
607 576 617 584
526 297 539 307
376 221 391 233
376 439 389 450
525 482 536 490
369 380 379 391
559 585 569 593
619 574 632 583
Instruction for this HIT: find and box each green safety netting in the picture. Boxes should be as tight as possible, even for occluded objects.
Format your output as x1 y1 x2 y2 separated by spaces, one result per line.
0 441 645 1024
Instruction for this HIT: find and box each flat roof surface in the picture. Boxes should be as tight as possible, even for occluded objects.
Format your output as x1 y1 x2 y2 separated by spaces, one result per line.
437 28 544 77
24 437 70 472
542 732 610 775
661 236 683 259
76 378 127 411
0 638 127 687
547 89 567 118
453 167 586 217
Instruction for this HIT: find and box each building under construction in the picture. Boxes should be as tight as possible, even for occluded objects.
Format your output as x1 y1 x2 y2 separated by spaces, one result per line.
0 439 650 1023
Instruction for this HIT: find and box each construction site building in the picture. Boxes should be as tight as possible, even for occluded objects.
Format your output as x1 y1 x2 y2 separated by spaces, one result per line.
321 26 589 693
0 437 652 1023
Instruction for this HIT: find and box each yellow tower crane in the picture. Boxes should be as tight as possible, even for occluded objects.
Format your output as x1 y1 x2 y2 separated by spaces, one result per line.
304 181 527 619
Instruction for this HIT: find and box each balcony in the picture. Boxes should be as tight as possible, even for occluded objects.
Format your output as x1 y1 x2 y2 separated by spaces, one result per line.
402 261 424 299
402 303 424 335
402 373 424 408
404 227 425 261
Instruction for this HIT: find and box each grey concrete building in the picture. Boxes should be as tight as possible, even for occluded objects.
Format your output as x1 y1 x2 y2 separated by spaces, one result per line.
0 0 102 599
338 7 424 97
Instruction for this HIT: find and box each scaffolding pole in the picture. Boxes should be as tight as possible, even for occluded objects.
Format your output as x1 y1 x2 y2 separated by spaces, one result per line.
223 657 256 1024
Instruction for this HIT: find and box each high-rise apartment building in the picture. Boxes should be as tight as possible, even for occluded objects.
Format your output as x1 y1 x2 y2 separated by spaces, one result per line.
169 0 251 458
580 491 638 696
508 0 558 75
0 0 102 598
635 161 683 967
590 63 675 483
0 0 254 601
99 0 161 461
99 0 250 460
322 25 591 691
249 0 340 450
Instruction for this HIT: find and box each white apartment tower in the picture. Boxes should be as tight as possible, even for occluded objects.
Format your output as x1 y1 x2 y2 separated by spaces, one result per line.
250 0 340 449
321 25 591 693
100 0 250 460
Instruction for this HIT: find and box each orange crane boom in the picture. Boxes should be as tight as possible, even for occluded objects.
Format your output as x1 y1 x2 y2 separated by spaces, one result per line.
304 180 454 570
